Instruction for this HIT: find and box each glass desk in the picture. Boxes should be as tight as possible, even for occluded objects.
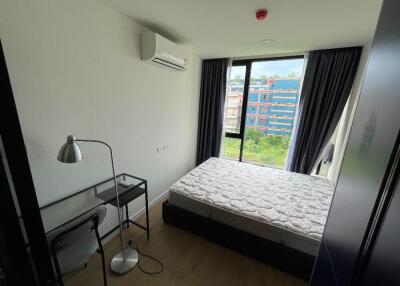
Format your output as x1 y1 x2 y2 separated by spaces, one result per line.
40 173 149 239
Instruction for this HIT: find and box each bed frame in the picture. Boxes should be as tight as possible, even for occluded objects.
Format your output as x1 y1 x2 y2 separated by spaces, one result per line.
162 200 315 281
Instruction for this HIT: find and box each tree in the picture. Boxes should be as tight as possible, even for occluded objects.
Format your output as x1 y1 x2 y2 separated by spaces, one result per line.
234 74 243 80
230 74 244 86
259 74 268 84
288 71 300 77
245 129 264 144
269 74 281 79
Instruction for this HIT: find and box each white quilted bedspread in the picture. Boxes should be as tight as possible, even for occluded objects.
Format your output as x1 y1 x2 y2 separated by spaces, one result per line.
170 157 334 240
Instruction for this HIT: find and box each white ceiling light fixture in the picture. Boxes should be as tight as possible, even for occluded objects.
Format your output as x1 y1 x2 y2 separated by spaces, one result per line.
261 39 274 45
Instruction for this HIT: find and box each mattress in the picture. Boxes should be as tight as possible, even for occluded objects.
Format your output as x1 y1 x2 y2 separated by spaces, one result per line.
169 157 334 255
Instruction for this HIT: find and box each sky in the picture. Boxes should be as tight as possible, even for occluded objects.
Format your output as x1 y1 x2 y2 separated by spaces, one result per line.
230 58 304 79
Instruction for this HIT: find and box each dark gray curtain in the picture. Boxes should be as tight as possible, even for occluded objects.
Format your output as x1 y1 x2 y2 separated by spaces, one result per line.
288 47 362 174
196 58 229 165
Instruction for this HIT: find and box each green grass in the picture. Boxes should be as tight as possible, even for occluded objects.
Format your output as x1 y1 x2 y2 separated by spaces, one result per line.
224 129 291 168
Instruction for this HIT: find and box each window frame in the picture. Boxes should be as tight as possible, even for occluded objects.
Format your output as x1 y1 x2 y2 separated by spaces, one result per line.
224 55 304 162
224 60 251 140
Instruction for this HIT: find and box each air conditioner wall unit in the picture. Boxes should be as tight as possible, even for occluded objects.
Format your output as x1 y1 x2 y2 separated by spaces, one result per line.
141 32 187 71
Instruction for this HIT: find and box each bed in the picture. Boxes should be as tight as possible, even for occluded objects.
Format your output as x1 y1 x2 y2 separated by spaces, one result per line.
162 157 334 279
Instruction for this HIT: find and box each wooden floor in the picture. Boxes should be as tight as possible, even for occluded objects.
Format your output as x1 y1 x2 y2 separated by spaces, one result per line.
65 201 308 286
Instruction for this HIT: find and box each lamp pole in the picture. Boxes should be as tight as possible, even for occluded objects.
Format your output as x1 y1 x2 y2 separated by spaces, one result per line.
76 140 127 257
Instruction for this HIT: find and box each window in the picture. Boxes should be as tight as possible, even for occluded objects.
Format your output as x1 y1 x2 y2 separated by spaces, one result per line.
247 117 255 125
223 57 305 168
223 138 241 161
258 118 267 126
249 106 257 113
224 65 246 134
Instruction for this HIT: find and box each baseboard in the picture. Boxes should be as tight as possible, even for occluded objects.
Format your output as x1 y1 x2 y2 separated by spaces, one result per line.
129 188 170 221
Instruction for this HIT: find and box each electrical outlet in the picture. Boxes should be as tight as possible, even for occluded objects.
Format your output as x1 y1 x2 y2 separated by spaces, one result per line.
156 144 169 153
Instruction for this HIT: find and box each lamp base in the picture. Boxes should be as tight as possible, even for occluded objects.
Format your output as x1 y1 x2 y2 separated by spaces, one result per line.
111 248 138 275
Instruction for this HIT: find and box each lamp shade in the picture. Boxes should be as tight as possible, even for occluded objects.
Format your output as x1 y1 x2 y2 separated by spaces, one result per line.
57 135 82 163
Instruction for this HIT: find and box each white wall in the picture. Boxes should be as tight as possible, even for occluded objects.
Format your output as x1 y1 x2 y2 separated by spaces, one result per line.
0 0 201 236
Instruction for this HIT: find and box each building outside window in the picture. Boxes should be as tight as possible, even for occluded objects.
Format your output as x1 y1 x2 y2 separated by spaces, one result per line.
223 58 305 168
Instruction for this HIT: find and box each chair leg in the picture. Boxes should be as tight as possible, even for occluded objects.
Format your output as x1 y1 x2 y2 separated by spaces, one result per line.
100 250 108 286
95 227 107 286
145 190 150 240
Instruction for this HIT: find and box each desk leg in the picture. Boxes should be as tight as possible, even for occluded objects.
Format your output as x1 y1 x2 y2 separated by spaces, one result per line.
145 183 150 240
125 204 129 228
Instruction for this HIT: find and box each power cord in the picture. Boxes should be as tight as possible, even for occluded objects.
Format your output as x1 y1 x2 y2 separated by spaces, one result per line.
128 240 164 275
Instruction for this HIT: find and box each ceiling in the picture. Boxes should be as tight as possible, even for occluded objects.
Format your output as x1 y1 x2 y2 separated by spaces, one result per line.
101 0 383 59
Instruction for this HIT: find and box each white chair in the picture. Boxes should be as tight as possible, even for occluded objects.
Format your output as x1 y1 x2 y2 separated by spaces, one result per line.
46 206 107 286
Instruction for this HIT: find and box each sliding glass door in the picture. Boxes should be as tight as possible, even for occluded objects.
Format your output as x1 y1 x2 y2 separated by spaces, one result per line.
223 56 305 168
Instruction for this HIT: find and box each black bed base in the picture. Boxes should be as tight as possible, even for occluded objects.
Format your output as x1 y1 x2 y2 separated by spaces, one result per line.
162 200 315 281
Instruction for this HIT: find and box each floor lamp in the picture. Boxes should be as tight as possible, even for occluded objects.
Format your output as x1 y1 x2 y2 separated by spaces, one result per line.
57 135 138 274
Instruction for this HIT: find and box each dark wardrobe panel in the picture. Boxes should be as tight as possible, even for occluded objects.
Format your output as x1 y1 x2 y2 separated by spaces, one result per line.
361 175 400 286
0 40 54 285
310 240 338 286
311 0 400 284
